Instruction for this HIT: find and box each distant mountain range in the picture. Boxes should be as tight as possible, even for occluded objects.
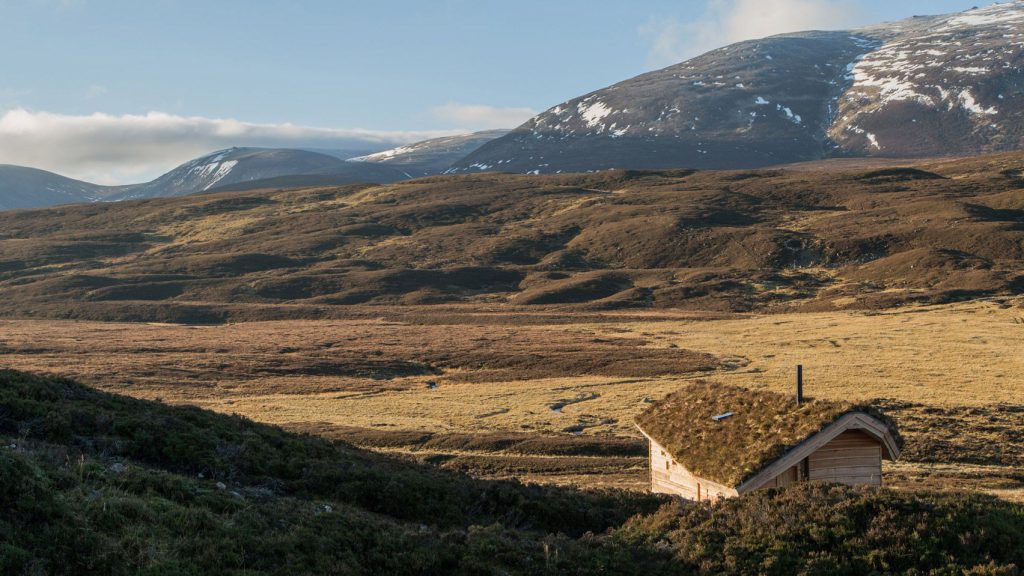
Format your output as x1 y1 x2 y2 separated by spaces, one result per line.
4 3 1024 209
453 3 1024 173
102 148 409 201
0 131 507 210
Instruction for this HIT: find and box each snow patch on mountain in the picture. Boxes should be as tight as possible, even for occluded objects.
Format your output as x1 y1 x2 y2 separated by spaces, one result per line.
959 90 999 116
350 145 416 163
578 100 614 129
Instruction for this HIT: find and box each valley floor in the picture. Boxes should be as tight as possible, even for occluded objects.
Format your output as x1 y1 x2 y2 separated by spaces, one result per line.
2 298 1021 500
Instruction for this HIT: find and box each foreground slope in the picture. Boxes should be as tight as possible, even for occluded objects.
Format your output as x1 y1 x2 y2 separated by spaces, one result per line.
455 3 1024 173
0 153 1022 321
2 369 1022 574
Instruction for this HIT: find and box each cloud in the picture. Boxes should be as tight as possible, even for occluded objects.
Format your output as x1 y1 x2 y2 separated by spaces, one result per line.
640 0 864 69
430 102 538 130
0 108 459 184
84 84 108 99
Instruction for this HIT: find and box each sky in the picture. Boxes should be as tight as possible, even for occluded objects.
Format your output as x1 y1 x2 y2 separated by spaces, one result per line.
0 0 989 183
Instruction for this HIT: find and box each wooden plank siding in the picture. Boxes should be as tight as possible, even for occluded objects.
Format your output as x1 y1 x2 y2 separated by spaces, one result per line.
737 412 897 493
648 436 736 501
808 430 882 486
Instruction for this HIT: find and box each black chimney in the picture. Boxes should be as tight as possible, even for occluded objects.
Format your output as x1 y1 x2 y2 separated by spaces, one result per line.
796 365 804 405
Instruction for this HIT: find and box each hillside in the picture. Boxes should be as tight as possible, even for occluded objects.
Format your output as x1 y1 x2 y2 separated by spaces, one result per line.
454 3 1024 174
0 152 1022 322
103 147 408 201
0 165 104 210
2 369 1022 574
348 129 509 177
0 131 509 210
0 133 513 211
0 148 409 211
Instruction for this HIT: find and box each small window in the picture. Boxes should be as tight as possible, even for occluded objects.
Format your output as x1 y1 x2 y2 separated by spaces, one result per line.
665 461 670 470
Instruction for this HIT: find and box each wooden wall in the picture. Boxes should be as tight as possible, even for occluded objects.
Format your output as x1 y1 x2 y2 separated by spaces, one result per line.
807 429 883 486
648 437 735 501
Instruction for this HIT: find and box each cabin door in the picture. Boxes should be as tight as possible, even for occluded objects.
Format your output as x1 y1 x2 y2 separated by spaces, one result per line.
777 466 798 487
778 458 809 486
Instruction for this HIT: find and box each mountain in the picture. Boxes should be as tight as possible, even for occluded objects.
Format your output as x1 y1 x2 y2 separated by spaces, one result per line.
104 147 407 201
296 146 383 160
347 129 510 176
453 3 1024 174
0 165 105 210
0 135 508 210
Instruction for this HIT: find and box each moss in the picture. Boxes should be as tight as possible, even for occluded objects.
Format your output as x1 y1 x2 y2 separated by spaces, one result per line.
636 382 902 486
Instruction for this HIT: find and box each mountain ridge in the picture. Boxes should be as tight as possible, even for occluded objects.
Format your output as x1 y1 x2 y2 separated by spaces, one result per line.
0 165 106 211
348 129 511 177
0 128 509 210
453 3 1024 173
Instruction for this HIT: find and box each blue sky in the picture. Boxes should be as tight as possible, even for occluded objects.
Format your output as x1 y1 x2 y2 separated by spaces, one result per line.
0 0 989 182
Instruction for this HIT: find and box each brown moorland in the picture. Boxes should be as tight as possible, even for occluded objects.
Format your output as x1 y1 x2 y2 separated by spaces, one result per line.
1 153 1023 321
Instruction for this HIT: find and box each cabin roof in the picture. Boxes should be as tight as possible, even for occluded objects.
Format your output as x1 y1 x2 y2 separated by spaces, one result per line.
635 382 902 487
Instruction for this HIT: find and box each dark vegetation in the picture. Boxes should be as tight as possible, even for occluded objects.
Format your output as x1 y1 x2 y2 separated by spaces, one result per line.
1 153 1024 322
1 370 1022 575
0 370 659 575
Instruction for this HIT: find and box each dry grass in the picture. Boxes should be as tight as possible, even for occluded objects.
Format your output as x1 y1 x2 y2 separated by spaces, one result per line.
0 299 1021 498
601 298 1024 406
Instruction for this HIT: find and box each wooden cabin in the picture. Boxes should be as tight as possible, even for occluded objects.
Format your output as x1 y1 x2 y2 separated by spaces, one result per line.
635 383 901 501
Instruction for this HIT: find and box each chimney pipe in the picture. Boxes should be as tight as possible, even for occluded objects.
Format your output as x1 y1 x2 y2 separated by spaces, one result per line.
796 365 804 405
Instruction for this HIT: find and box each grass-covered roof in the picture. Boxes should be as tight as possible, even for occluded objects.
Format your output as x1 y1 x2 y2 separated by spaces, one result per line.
635 382 901 487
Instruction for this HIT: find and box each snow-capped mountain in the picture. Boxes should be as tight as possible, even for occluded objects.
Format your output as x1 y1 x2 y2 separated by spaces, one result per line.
830 4 1024 156
453 2 1024 173
103 148 405 201
347 130 509 176
0 148 412 210
0 135 515 210
0 165 105 210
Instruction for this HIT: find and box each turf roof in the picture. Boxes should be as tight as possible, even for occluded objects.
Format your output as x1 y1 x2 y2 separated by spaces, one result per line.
635 382 901 487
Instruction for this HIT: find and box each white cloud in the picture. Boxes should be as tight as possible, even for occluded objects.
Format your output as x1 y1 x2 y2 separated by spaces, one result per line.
430 102 538 130
0 108 459 184
640 0 864 69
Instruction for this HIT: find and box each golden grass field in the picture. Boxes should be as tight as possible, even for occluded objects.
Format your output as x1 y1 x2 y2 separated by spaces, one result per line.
1 298 1021 498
